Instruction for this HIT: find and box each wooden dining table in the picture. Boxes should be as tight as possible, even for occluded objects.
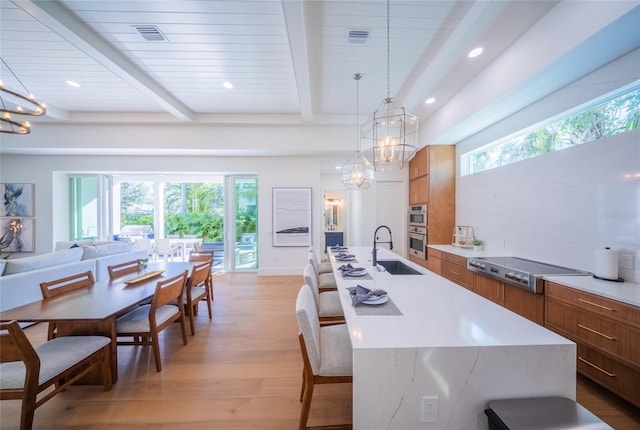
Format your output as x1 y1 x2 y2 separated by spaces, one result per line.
0 261 195 384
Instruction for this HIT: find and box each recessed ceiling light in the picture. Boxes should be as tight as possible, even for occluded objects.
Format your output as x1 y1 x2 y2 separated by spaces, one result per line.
425 97 436 104
223 82 233 89
468 47 483 58
66 80 80 87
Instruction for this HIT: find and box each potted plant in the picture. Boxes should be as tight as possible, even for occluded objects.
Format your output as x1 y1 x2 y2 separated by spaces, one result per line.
472 239 483 251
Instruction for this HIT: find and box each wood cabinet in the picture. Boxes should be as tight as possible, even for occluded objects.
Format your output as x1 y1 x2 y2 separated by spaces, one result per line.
473 273 544 324
408 145 455 244
409 175 428 205
424 247 441 275
440 251 473 290
545 281 640 407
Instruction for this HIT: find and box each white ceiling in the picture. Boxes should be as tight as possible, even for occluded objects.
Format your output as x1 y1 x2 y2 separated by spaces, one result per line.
1 0 639 156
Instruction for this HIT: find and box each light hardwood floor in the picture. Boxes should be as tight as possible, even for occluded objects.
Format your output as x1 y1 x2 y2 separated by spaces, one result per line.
1 273 638 429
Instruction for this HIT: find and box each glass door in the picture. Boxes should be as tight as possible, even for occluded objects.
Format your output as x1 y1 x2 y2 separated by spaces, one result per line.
229 176 258 270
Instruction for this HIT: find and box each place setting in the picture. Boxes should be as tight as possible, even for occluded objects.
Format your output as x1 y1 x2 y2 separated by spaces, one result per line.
334 252 357 262
346 284 402 316
338 264 373 280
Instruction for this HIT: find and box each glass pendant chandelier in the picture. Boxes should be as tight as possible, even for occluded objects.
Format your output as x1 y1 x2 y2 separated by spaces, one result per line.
0 57 46 135
342 73 374 190
362 0 418 171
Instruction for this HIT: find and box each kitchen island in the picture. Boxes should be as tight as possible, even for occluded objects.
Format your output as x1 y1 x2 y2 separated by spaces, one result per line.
330 246 576 430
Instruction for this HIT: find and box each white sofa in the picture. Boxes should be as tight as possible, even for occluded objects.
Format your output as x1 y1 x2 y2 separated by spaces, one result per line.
0 241 147 312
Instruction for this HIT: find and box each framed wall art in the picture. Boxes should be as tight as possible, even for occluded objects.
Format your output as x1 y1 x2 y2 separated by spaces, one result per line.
272 187 312 247
1 183 34 217
0 218 35 252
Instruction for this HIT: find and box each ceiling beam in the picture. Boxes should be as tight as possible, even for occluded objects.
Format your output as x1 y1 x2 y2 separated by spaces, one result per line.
281 0 313 122
12 0 194 121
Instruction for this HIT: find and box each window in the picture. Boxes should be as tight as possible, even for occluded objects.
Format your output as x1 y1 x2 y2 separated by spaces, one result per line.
461 85 640 176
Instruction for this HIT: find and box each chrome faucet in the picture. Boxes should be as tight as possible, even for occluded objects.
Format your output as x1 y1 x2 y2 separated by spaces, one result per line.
372 225 393 266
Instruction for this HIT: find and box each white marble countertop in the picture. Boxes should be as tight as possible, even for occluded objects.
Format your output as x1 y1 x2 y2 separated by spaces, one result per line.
330 246 572 350
427 244 640 307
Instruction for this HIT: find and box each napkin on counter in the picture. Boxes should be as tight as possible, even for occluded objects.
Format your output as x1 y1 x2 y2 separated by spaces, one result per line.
337 263 354 271
347 285 388 306
331 245 348 251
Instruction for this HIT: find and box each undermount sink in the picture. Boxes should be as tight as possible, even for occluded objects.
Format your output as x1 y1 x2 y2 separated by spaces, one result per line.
376 260 422 275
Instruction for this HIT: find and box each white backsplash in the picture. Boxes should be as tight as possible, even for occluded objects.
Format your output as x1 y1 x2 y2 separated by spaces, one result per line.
456 129 639 283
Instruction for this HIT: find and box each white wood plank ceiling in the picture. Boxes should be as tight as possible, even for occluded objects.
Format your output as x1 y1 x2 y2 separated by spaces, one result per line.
1 0 639 150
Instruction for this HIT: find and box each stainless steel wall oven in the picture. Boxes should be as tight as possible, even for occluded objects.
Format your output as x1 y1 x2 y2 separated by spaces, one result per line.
408 226 427 259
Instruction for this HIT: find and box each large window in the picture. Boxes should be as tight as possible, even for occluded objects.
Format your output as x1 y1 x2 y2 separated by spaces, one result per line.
69 174 258 271
163 182 224 241
461 85 640 176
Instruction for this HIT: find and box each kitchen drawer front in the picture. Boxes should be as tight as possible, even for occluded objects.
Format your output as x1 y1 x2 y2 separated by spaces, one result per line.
427 247 442 259
577 344 640 408
441 252 466 267
441 260 473 290
546 299 640 367
546 282 640 327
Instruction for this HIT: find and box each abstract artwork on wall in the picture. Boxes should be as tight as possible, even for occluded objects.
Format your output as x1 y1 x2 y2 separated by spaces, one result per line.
0 218 35 252
1 183 34 217
272 187 311 247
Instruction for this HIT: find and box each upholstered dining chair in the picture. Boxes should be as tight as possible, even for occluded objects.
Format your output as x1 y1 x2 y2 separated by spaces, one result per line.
188 250 214 300
296 284 352 430
182 260 213 335
107 259 143 280
39 271 95 340
116 271 189 372
307 253 337 292
309 246 332 274
0 320 113 430
303 263 344 324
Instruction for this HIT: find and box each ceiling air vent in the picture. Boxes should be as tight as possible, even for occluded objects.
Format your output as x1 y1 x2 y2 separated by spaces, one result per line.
347 29 370 44
132 25 168 42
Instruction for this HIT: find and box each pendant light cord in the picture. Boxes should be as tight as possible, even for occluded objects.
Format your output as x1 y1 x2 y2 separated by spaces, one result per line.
386 0 390 101
354 73 361 151
1 57 31 94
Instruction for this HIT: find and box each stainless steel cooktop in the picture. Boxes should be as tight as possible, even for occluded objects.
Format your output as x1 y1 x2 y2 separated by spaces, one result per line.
467 256 590 293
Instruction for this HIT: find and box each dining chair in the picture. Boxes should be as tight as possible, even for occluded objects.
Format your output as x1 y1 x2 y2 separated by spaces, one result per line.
295 284 352 430
0 320 113 430
183 234 199 252
107 259 142 280
303 263 344 324
182 260 213 335
309 246 332 274
134 237 156 261
307 253 337 292
189 250 215 300
116 271 189 372
39 271 95 340
155 238 182 262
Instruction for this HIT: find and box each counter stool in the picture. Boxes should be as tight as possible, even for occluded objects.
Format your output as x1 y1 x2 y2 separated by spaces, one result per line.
485 396 611 429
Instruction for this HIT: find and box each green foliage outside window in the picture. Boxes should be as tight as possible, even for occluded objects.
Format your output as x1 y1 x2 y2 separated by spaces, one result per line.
465 86 640 175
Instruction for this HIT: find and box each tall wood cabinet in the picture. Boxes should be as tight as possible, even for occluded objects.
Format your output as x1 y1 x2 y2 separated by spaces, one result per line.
408 145 455 243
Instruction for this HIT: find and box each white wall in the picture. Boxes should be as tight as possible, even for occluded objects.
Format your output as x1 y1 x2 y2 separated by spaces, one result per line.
457 130 639 282
0 153 332 275
454 49 640 282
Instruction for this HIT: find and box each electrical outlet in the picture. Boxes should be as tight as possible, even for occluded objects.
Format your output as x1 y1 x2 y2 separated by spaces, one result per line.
619 253 634 270
421 396 438 423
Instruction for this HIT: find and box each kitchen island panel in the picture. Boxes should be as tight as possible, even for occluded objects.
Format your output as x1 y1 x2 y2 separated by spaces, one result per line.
353 344 575 430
